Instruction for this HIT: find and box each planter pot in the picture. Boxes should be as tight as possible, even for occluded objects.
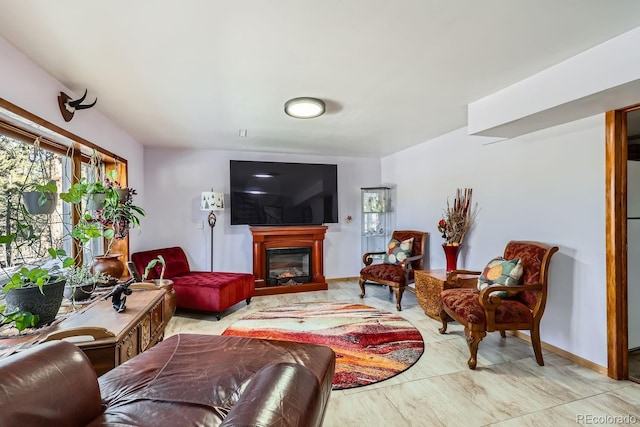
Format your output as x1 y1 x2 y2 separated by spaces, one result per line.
5 279 66 327
147 279 176 323
90 189 128 210
116 188 129 202
63 283 95 301
89 193 106 210
22 191 58 215
91 254 125 285
443 244 462 272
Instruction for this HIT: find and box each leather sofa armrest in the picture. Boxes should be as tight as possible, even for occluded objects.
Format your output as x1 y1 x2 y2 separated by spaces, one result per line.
0 340 103 427
220 362 325 427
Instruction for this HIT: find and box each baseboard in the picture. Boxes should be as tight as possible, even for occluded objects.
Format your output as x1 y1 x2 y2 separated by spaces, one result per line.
511 331 607 375
327 277 358 283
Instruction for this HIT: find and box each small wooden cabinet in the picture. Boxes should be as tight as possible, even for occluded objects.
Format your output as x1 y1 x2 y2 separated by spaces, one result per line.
44 289 166 375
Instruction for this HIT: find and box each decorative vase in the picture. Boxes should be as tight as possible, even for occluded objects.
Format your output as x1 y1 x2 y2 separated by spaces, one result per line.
22 191 58 215
148 279 176 323
442 244 461 272
91 254 125 285
5 279 66 327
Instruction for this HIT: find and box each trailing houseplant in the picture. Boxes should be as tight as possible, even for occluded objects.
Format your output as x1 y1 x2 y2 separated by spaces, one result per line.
0 250 68 330
62 263 110 304
60 170 145 284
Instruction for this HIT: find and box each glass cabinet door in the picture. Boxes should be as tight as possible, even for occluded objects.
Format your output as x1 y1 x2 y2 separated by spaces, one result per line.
361 187 391 259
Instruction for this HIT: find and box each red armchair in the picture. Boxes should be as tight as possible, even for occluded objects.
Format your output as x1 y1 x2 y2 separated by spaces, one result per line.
439 240 558 369
359 230 427 311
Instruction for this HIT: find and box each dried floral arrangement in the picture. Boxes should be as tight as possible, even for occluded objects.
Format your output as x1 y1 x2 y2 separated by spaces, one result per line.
437 188 479 245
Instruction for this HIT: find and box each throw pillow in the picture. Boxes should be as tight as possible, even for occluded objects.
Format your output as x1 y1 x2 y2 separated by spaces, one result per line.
383 237 414 266
477 257 524 297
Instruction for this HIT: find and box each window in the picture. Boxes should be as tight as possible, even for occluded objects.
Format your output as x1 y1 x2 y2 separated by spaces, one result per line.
0 98 129 278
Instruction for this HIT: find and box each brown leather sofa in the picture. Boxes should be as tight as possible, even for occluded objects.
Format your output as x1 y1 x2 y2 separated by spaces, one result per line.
0 333 336 427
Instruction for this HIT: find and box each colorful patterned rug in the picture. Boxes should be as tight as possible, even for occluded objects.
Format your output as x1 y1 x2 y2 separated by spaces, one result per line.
222 302 424 390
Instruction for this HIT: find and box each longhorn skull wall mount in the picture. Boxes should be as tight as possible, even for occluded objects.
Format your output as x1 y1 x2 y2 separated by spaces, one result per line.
57 89 97 122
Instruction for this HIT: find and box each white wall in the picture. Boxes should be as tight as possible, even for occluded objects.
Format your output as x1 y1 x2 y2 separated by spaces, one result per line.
0 36 146 251
140 148 381 276
382 115 608 366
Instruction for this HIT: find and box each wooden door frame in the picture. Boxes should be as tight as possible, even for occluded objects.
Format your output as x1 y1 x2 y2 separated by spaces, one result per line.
606 105 640 379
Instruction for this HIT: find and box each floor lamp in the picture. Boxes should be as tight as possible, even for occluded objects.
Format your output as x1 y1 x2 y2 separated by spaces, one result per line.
200 191 225 272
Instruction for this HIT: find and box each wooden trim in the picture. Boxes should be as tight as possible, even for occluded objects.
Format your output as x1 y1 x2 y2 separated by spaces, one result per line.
512 331 607 375
0 97 124 163
606 109 628 380
326 277 359 283
0 97 132 264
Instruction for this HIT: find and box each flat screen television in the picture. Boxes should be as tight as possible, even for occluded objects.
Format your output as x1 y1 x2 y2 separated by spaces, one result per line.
230 160 338 226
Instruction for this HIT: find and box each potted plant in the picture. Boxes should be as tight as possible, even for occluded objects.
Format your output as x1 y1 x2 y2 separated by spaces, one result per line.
60 170 145 284
62 263 110 304
141 255 175 322
21 179 58 215
1 261 66 330
143 255 166 283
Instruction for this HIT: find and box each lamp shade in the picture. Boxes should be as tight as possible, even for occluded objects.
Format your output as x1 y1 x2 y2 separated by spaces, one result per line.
201 192 225 211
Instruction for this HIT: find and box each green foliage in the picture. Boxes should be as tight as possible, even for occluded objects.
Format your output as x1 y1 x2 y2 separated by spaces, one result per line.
0 305 38 332
143 255 166 281
3 267 54 293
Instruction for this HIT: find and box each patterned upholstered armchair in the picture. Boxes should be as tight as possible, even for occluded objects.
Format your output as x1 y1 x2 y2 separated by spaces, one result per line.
439 241 558 370
359 230 427 311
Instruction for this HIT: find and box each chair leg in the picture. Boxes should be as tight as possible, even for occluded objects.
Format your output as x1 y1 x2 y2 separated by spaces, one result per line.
465 327 486 370
359 278 366 298
393 286 404 311
246 297 252 305
500 330 506 338
530 323 544 366
438 309 449 334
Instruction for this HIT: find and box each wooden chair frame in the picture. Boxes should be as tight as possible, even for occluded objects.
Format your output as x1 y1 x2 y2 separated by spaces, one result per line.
359 230 427 311
439 241 558 369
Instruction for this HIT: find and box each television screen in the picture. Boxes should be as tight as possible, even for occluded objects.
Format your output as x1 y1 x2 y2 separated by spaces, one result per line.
230 160 338 226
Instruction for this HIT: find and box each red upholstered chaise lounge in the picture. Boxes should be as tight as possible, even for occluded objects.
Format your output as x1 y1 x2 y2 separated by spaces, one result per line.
131 246 254 320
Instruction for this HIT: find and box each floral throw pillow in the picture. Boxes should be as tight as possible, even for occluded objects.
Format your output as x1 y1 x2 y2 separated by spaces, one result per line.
477 257 524 297
383 237 414 266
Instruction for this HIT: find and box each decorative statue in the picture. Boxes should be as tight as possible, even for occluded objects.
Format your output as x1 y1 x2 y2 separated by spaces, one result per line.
104 278 135 312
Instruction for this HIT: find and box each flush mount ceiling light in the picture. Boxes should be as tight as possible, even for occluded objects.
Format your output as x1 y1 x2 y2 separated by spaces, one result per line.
284 97 325 119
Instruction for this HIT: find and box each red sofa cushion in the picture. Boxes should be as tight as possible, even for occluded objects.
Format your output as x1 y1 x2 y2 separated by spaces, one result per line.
172 272 255 312
440 288 534 325
131 246 191 279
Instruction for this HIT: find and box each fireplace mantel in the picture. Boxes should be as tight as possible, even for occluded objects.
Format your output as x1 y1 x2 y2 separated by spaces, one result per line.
250 225 328 296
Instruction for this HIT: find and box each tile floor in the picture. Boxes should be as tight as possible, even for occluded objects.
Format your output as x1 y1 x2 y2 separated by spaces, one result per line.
165 280 640 427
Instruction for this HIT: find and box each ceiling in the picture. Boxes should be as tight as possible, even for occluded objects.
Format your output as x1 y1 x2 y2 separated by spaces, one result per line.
1 1 640 158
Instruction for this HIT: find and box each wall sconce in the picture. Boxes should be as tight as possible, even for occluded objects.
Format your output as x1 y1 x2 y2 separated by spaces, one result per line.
201 191 225 271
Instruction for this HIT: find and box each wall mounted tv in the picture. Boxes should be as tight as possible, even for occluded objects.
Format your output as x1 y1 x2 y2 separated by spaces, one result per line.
230 160 338 226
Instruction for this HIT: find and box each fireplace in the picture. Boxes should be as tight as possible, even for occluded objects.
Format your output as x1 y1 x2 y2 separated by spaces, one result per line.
250 225 328 296
266 247 311 286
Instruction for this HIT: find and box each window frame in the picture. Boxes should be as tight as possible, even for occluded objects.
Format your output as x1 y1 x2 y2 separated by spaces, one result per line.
0 97 130 265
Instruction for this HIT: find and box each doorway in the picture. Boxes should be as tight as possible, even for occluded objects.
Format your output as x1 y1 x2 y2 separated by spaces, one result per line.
606 105 640 382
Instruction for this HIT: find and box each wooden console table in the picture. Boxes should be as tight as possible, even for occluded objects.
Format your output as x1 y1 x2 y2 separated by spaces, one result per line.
414 270 478 320
1 289 166 376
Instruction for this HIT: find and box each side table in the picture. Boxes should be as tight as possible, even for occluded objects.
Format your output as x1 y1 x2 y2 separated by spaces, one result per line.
414 269 478 320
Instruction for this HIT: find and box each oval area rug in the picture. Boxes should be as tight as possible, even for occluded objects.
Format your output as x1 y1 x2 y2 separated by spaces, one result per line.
222 302 424 390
